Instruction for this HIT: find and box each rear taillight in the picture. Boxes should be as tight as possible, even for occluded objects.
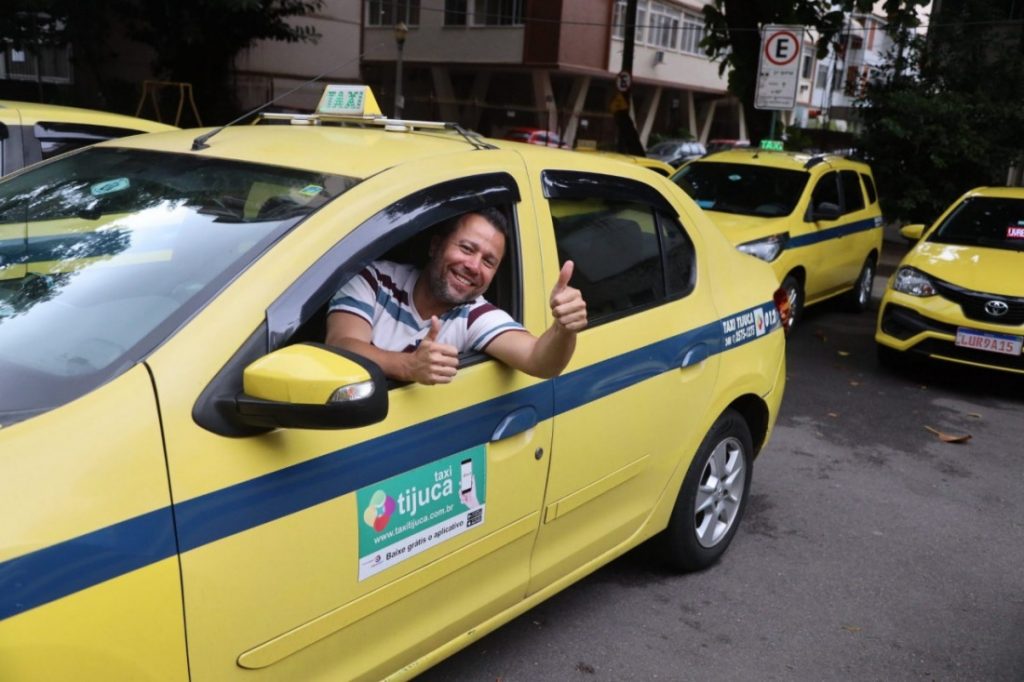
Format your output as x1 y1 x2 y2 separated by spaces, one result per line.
773 288 793 335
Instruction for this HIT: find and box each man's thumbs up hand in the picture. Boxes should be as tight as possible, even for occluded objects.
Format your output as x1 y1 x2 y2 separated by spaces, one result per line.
407 315 459 385
549 260 587 333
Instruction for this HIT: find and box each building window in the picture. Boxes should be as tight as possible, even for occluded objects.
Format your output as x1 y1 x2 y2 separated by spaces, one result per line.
802 54 813 79
471 0 523 26
816 64 829 90
3 43 72 84
367 0 421 26
444 0 467 25
612 1 704 55
678 10 704 55
648 2 680 50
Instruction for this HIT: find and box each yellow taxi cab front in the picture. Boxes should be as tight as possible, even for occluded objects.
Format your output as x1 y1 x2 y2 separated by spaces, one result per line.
0 99 177 176
0 86 786 681
672 148 884 326
876 186 1024 375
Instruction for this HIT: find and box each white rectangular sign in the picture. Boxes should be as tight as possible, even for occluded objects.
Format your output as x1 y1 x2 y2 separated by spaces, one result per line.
754 25 804 111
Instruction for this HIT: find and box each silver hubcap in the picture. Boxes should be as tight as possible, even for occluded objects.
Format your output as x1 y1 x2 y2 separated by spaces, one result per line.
786 285 799 313
694 436 746 548
857 264 874 305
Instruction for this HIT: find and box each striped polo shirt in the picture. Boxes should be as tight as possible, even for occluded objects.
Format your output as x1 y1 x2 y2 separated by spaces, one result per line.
328 260 524 354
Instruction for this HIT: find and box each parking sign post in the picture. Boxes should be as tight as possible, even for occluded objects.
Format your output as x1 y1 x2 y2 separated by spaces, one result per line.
754 25 804 111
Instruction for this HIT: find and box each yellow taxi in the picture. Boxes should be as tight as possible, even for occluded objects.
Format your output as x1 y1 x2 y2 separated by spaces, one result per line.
876 186 1024 374
672 148 884 325
0 99 176 176
0 85 787 681
573 148 676 177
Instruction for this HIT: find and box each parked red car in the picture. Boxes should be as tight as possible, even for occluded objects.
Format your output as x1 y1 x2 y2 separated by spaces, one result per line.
501 127 567 148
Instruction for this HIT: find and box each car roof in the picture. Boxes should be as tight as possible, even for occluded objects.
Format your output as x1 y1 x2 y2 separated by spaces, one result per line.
0 99 178 132
695 147 871 173
104 124 596 180
962 186 1024 200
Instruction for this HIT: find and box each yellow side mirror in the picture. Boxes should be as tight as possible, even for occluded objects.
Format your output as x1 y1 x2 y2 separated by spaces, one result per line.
235 343 387 430
900 223 925 241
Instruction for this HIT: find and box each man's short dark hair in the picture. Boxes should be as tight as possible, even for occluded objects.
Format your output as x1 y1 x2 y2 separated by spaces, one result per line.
436 206 509 241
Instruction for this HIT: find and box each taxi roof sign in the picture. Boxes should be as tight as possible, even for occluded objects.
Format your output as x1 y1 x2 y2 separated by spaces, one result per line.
760 139 784 151
316 85 383 118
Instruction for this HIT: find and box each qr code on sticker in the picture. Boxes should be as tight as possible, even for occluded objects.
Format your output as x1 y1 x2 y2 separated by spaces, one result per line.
466 508 483 528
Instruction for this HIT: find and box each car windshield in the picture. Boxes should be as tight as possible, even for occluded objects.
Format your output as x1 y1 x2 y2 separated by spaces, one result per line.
927 196 1024 252
672 162 808 218
0 146 357 422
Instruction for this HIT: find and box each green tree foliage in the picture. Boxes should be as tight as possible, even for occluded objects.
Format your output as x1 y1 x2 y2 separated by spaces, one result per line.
857 0 1024 221
1 0 322 121
116 0 323 122
699 1 925 144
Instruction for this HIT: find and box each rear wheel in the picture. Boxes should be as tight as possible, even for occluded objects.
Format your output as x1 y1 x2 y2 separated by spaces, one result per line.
844 256 877 312
781 275 804 327
663 409 753 572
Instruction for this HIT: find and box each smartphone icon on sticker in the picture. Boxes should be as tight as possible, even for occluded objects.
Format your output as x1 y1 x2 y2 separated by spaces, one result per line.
460 459 473 494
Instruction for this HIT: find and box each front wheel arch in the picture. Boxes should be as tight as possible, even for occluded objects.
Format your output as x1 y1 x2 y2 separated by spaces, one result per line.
661 408 754 572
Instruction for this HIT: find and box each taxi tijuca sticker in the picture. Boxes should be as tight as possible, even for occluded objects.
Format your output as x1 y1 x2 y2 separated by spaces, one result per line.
721 303 780 349
357 446 487 580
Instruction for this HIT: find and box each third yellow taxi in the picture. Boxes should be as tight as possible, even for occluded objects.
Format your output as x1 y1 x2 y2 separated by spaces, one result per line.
876 186 1024 375
672 148 884 326
0 85 786 681
0 99 176 176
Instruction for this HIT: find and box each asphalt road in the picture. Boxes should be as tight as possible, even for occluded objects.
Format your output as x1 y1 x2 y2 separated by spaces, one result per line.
421 243 1024 682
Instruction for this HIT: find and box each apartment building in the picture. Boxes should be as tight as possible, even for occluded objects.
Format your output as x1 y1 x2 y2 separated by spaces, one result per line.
358 0 746 148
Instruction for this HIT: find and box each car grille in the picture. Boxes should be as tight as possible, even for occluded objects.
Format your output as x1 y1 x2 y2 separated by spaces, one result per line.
914 338 1024 373
933 279 1024 326
880 303 958 340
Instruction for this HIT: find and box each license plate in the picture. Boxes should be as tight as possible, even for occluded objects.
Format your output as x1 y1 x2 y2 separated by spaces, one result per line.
955 328 1023 356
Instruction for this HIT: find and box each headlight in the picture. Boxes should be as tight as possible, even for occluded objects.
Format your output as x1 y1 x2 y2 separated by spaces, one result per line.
737 233 789 262
891 266 936 297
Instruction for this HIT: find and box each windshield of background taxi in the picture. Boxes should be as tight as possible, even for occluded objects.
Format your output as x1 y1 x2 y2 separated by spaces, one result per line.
674 162 809 218
927 196 1024 252
0 146 357 422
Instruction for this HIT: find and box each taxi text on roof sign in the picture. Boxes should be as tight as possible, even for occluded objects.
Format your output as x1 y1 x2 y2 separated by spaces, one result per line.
759 139 784 151
316 84 383 118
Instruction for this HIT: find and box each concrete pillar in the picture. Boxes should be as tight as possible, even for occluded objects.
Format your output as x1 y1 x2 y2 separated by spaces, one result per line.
430 66 459 122
562 75 591 148
531 70 557 133
637 86 662 148
466 71 491 131
687 91 698 140
699 99 719 142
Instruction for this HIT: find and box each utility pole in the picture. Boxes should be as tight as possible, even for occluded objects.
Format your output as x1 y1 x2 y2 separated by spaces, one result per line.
615 0 646 156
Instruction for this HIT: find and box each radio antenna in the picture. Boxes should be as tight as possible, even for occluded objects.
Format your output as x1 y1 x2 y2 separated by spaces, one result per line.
192 53 364 151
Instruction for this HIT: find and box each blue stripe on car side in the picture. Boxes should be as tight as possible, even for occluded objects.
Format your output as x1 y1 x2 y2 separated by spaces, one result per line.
0 507 177 620
0 301 780 621
787 217 880 249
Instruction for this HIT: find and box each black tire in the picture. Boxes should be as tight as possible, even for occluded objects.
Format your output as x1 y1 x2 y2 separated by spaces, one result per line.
781 275 804 327
663 409 753 572
844 256 877 313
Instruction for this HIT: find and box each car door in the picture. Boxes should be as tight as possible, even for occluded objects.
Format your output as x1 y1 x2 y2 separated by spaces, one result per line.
149 155 553 680
521 167 722 593
801 169 847 299
836 168 879 283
